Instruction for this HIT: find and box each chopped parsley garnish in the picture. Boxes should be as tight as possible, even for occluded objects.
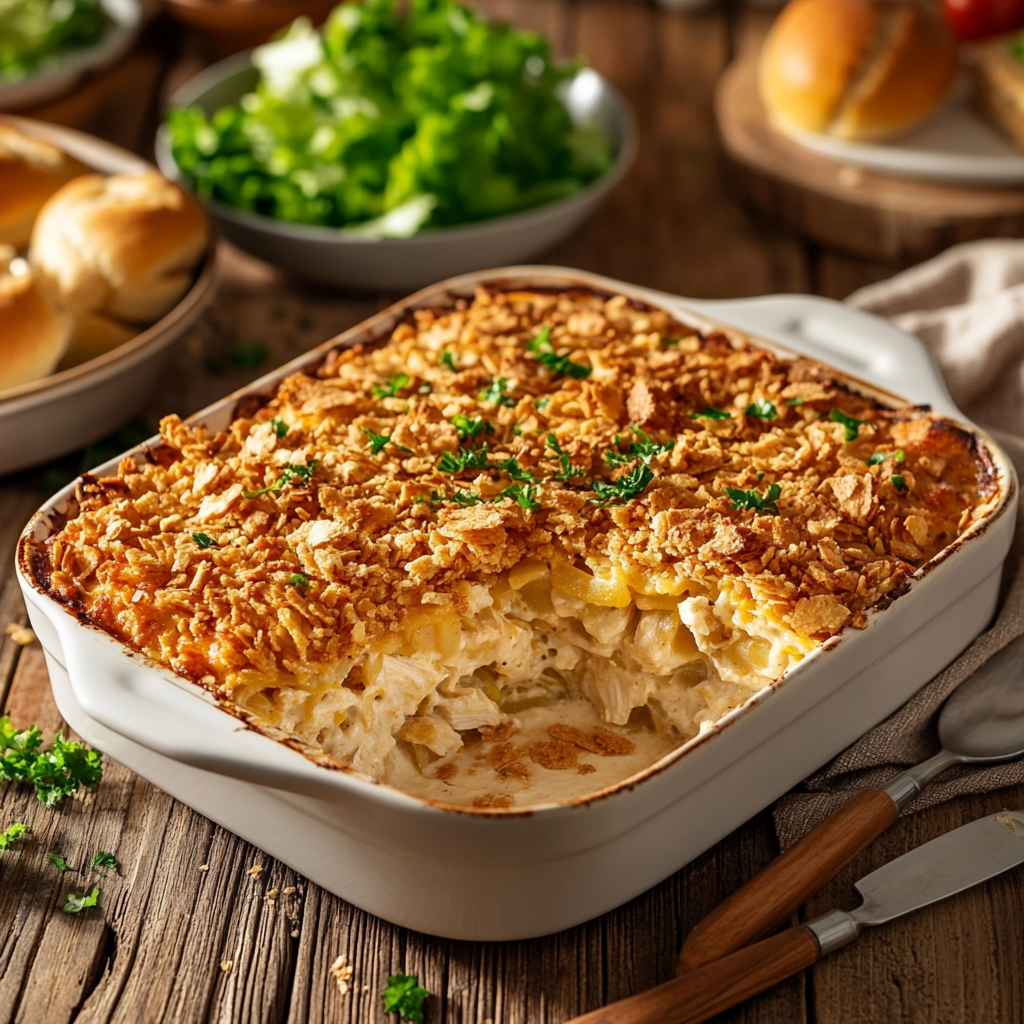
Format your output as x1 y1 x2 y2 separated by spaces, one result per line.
0 717 103 807
288 573 309 587
497 457 537 483
535 397 551 411
478 377 516 406
603 425 674 469
829 408 869 442
63 887 99 915
512 423 522 436
785 397 804 406
372 374 411 399
692 406 731 420
48 852 71 872
361 427 411 456
590 464 655 504
438 443 490 474
191 533 215 549
229 341 269 370
383 972 429 1023
891 474 908 492
451 414 493 442
745 400 777 421
661 336 681 346
269 417 289 439
867 449 905 467
451 490 484 506
526 327 591 380
90 851 117 877
439 349 458 372
726 483 781 515
418 382 433 395
0 823 29 850
242 460 317 498
495 482 543 510
546 433 586 481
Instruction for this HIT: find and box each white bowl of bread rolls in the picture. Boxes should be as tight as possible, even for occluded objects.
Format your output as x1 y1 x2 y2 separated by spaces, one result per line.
0 116 217 475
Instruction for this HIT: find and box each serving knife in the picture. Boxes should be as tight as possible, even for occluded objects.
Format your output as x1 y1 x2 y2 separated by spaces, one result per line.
564 810 1024 1024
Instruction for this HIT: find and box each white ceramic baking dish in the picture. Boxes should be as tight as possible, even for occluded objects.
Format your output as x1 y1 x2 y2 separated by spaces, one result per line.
16 267 1018 941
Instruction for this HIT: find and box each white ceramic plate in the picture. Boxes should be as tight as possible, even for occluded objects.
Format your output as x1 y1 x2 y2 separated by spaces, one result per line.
0 115 219 475
0 0 142 112
777 78 1024 185
155 53 637 290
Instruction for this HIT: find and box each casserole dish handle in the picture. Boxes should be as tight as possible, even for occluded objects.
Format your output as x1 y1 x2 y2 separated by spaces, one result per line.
677 294 959 419
58 619 350 800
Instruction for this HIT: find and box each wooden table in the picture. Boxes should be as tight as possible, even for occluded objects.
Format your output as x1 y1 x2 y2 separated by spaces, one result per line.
2 3 1022 1022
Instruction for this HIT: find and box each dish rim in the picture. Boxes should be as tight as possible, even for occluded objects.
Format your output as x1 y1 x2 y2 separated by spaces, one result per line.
16 266 1018 818
0 113 219 408
154 51 637 247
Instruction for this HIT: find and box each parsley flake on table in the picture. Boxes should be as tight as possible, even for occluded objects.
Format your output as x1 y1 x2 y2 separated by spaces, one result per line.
383 972 429 1023
451 414 493 442
191 532 216 549
603 425 674 468
439 349 459 372
590 463 654 504
526 327 591 379
0 822 29 850
90 851 118 877
438 443 491 474
48 852 71 872
478 377 516 406
745 400 777 420
372 374 411 400
0 716 103 808
546 433 585 481
63 887 99 915
242 460 318 498
867 449 905 467
891 474 909 492
692 406 731 420
726 483 781 515
229 341 269 370
829 408 869 442
361 427 411 456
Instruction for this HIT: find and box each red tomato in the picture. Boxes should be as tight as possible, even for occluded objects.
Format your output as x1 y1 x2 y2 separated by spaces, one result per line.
943 0 1024 39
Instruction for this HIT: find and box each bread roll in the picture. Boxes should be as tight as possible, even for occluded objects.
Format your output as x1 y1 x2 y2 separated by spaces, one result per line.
30 170 210 326
0 125 88 249
0 245 70 392
759 0 959 141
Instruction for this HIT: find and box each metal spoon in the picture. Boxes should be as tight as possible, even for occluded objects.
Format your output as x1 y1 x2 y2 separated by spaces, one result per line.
677 634 1024 972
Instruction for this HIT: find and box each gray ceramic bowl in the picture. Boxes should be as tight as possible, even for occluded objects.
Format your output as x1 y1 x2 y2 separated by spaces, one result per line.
155 52 636 291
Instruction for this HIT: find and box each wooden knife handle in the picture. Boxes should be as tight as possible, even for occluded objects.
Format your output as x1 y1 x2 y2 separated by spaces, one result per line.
566 925 821 1024
677 787 897 972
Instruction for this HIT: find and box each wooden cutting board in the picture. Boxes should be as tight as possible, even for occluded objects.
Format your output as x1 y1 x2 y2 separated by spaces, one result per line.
716 48 1024 263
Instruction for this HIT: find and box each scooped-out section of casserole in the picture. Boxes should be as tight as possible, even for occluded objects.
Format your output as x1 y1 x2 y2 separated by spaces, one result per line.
43 286 1000 808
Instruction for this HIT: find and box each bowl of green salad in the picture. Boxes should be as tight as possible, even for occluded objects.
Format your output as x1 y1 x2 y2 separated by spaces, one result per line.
0 0 141 111
156 0 635 291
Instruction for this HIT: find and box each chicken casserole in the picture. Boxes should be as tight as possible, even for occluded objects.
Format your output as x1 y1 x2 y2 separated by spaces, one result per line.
43 286 1000 807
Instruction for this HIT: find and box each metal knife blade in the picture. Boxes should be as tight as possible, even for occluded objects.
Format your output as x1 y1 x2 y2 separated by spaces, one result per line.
852 810 1024 927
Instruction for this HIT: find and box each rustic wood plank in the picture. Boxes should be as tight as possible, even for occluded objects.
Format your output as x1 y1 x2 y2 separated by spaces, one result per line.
806 789 1024 1024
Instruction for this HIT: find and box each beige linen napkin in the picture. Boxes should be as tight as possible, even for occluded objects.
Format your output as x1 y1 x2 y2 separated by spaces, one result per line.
773 239 1024 850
